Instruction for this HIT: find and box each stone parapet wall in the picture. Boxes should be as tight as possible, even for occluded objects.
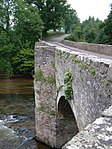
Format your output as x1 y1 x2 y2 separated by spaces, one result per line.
62 106 112 149
62 40 112 56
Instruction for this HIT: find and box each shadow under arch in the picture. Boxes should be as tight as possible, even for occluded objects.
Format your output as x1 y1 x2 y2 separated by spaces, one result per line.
56 96 79 147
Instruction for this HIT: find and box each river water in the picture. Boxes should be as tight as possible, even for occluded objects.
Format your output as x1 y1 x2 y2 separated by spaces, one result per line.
0 78 51 149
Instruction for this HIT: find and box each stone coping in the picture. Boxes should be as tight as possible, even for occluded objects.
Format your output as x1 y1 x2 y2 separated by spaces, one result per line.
102 106 112 118
62 105 112 149
62 40 112 56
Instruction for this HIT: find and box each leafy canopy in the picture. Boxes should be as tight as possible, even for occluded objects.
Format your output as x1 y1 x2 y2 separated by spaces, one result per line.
0 0 43 77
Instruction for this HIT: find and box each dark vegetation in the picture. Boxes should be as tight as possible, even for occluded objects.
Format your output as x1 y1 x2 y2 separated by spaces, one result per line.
65 5 112 44
0 0 112 78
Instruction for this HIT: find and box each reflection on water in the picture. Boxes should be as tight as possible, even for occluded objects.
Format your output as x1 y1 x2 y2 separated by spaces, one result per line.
0 78 51 149
0 78 33 95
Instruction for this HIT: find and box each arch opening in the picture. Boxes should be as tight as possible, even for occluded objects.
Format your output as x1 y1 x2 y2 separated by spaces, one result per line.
56 96 79 147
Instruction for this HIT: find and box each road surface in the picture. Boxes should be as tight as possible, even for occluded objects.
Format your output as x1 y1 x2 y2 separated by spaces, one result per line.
46 35 112 61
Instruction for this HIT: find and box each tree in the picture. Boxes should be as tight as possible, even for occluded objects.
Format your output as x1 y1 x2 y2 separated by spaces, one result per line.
14 0 43 48
0 0 15 77
81 17 102 43
25 0 70 34
64 8 79 33
95 4 112 45
0 0 43 77
12 47 34 75
11 0 43 76
65 16 102 43
103 5 112 44
65 25 82 41
94 21 108 44
0 0 14 33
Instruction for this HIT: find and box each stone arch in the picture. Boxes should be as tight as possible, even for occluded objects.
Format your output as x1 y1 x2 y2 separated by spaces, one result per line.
56 96 79 147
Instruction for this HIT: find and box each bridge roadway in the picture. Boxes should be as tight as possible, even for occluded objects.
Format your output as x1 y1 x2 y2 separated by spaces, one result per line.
47 39 112 61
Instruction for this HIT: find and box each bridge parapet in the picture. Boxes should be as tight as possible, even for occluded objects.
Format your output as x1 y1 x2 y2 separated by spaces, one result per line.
34 41 112 148
62 40 112 56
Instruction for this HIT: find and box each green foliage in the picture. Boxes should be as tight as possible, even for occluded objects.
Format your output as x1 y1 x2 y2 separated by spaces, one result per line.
35 67 44 82
81 63 88 69
0 59 13 78
72 57 79 63
0 0 43 78
64 72 73 83
64 8 80 33
14 0 43 47
35 67 55 84
66 16 103 43
45 75 55 84
57 51 63 58
0 31 14 78
105 80 109 87
98 92 101 97
81 17 102 43
90 68 96 76
95 25 109 44
25 0 71 33
12 48 34 76
50 111 56 116
64 72 73 100
101 7 112 44
65 25 82 41
0 0 14 32
65 53 70 59
51 60 55 68
65 7 112 45
80 77 84 81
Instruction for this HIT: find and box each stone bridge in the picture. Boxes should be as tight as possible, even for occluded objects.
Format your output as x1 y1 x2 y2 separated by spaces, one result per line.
34 40 112 148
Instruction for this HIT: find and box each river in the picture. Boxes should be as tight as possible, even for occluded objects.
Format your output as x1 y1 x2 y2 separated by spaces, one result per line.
0 78 51 149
